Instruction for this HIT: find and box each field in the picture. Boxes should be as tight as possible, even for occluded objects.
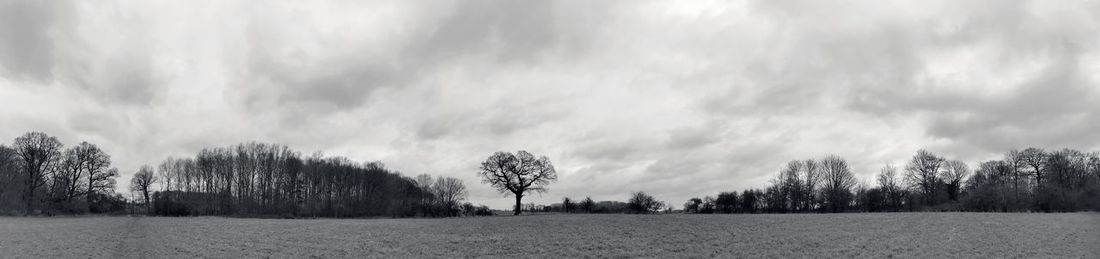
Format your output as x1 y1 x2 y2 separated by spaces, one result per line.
1 213 1097 258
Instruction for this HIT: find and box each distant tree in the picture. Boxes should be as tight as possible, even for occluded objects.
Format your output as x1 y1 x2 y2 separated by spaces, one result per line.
627 191 662 213
580 197 595 213
740 189 758 213
700 196 716 213
51 142 113 212
1019 148 1047 189
779 160 805 212
1003 149 1027 209
432 177 468 217
51 147 85 211
942 160 969 201
477 151 557 215
855 184 885 212
130 165 157 211
460 202 476 216
905 149 946 206
802 159 820 211
84 155 116 210
684 197 702 213
877 164 906 211
415 174 435 216
0 145 21 212
820 155 856 212
158 157 177 192
715 192 738 213
13 132 63 215
561 197 575 213
963 160 1012 212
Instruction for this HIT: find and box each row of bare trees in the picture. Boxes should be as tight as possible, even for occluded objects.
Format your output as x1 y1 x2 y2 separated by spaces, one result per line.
962 148 1100 212
0 132 125 215
684 148 1100 214
146 142 475 218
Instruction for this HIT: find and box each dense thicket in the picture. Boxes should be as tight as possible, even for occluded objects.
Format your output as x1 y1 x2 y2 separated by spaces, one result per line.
681 149 1100 214
0 132 125 215
149 142 475 218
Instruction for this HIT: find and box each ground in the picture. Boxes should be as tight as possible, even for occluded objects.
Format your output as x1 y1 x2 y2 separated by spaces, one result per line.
0 213 1097 258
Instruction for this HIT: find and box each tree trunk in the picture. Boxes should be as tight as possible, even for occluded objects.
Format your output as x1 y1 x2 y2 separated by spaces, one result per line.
142 189 151 212
513 194 523 215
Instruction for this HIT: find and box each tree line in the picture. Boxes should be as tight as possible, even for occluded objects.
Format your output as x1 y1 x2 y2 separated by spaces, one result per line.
144 142 483 218
5 131 1097 217
0 132 126 215
0 131 488 218
675 149 1100 214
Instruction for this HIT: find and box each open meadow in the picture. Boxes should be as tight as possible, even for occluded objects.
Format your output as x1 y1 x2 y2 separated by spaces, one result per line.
1 213 1097 258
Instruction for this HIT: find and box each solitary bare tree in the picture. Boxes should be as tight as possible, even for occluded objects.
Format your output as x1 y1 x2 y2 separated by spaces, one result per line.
477 150 557 215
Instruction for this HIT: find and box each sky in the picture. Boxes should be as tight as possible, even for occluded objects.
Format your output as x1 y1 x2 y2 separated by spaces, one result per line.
1 0 1099 209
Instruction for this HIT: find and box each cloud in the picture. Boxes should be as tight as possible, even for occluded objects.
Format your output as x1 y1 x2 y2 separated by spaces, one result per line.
1 0 1098 209
0 1 62 80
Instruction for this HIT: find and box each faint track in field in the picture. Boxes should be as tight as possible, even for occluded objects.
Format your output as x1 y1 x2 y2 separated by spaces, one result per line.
113 216 150 258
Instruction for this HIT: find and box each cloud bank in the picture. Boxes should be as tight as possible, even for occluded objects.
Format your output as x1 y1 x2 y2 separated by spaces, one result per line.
2 0 1098 208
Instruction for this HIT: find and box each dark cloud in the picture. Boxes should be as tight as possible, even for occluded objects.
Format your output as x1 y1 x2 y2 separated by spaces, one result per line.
665 127 721 150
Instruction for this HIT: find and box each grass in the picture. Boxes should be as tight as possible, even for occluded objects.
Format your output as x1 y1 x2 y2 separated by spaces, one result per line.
1 213 1097 258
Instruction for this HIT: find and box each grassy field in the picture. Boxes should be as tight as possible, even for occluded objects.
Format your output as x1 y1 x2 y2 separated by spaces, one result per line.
1 213 1096 258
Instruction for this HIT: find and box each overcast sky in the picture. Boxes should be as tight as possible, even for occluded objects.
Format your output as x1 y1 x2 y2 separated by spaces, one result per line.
2 0 1099 209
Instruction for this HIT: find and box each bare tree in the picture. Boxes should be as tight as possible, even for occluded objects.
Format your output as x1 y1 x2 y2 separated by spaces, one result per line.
80 143 114 201
877 164 904 211
942 160 969 201
627 191 662 213
820 155 856 212
905 149 945 206
802 159 819 211
581 196 595 213
1019 148 1047 188
53 147 86 209
1004 149 1026 208
415 174 434 215
13 132 63 215
54 142 113 212
780 160 804 212
130 165 157 211
431 177 468 216
158 157 177 192
0 145 20 211
477 150 557 215
561 197 575 213
92 168 119 195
